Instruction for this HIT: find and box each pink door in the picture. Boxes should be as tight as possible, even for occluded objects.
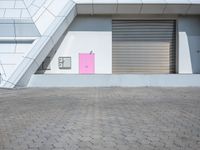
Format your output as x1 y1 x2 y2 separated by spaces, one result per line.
79 53 95 74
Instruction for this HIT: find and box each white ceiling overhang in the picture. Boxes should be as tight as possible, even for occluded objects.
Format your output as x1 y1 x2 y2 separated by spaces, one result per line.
74 0 200 15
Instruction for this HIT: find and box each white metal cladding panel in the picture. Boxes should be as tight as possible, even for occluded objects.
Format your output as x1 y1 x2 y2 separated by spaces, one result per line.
112 20 176 74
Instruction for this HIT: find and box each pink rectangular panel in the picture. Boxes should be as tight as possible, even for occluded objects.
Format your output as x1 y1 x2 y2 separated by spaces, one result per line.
79 53 95 74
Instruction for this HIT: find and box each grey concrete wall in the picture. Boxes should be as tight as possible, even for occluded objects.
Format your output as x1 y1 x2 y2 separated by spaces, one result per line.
178 16 200 74
36 15 200 76
28 74 200 87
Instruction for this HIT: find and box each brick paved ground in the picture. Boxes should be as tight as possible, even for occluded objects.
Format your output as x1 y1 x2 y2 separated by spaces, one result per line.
0 87 200 150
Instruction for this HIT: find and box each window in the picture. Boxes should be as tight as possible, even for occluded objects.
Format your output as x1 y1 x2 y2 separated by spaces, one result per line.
38 57 51 70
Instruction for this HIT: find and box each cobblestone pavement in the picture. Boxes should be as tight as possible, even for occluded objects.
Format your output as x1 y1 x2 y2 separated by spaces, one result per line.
0 88 200 150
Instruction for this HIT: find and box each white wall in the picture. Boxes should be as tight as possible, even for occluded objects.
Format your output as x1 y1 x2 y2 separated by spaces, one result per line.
39 15 200 75
40 16 112 74
178 16 200 74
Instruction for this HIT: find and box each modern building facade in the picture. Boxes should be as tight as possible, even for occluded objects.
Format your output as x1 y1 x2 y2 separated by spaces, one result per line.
0 0 200 88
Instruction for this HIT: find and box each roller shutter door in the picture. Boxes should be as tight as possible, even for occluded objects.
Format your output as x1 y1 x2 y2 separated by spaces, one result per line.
112 20 176 74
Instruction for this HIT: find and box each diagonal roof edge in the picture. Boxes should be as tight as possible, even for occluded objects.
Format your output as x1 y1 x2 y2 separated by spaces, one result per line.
3 0 77 88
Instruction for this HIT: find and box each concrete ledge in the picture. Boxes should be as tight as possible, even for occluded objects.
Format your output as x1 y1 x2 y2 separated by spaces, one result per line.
28 74 200 87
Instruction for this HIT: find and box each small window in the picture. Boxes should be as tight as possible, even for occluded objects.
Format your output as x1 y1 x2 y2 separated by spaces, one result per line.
42 57 51 70
58 57 71 69
0 73 1 84
38 57 51 70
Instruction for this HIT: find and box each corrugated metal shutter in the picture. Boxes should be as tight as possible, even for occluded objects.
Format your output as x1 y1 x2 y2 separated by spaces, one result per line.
112 20 176 74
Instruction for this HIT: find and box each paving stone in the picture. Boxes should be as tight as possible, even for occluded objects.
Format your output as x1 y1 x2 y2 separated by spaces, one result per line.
0 87 200 150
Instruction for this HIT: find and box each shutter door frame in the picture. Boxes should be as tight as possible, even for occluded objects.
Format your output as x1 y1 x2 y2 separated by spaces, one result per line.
112 19 177 74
